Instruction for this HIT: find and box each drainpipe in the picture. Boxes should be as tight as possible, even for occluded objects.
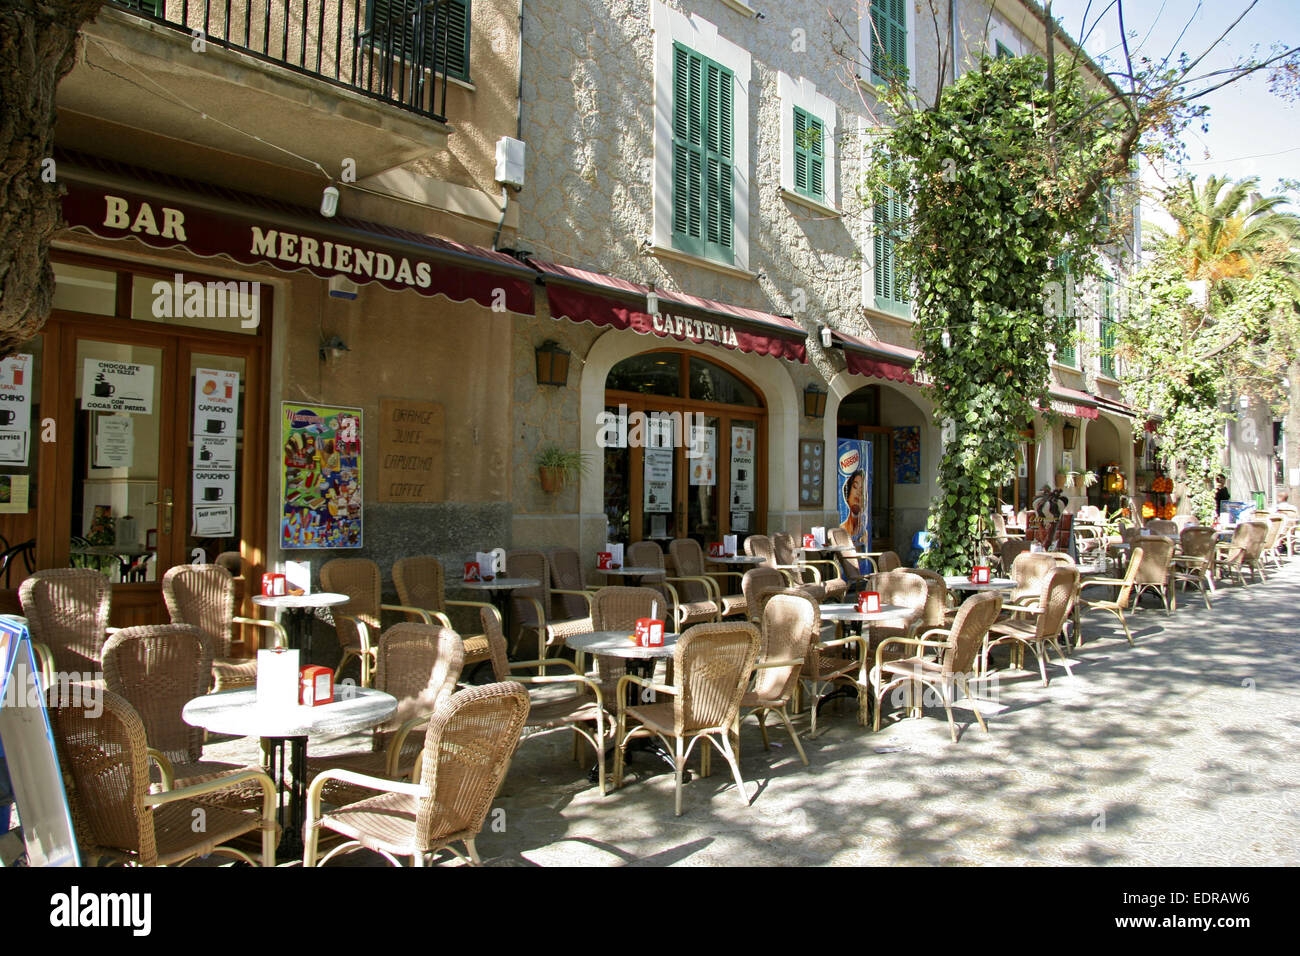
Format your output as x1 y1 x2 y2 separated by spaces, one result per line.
951 0 961 84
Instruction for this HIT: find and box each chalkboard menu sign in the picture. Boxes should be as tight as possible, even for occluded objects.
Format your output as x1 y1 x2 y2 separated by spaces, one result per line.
799 438 824 509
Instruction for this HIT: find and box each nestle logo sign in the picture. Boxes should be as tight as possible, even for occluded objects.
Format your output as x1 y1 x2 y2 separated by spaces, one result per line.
838 449 859 474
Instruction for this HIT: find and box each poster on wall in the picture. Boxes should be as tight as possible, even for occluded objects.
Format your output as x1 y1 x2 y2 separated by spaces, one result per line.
644 416 673 513
836 438 873 563
93 414 134 469
80 360 154 415
192 369 240 537
730 426 755 511
892 426 920 484
193 369 240 437
280 403 363 549
688 425 716 487
0 353 33 466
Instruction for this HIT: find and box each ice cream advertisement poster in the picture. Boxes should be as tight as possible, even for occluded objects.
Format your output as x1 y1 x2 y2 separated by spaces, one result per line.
836 439 872 558
280 404 363 549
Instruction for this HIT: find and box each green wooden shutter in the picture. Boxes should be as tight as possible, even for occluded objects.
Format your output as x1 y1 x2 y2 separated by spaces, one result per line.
874 189 907 306
870 0 908 85
672 43 734 263
368 0 471 82
1100 278 1117 376
793 107 824 200
995 41 1014 59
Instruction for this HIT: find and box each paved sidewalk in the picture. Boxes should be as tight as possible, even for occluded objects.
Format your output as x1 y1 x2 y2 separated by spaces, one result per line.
210 559 1300 866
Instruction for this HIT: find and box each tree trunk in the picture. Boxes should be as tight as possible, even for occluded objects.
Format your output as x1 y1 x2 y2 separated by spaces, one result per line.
0 1 106 358
1287 359 1300 501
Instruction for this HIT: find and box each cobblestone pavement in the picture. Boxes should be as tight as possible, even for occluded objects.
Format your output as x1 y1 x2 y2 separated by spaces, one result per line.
206 558 1300 866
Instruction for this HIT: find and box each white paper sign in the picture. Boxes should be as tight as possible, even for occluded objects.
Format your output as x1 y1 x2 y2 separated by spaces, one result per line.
0 354 33 465
731 512 749 532
650 514 668 538
730 426 755 509
689 426 716 486
0 431 28 466
193 467 236 507
81 360 154 414
192 504 234 537
256 648 300 708
195 434 236 468
285 560 312 595
644 447 673 513
193 369 240 437
93 415 134 468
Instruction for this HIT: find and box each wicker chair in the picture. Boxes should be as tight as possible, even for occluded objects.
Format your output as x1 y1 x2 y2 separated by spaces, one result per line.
392 556 495 673
162 563 287 693
50 685 277 866
999 539 1032 575
828 527 874 583
1260 515 1286 570
584 586 665 710
1129 536 1176 612
1077 547 1146 647
771 533 834 602
549 547 600 621
799 597 870 739
506 549 595 664
862 571 932 654
901 567 956 628
875 550 902 573
304 623 464 808
670 538 746 619
478 605 611 795
1005 552 1059 609
984 566 1079 686
1147 519 1179 537
742 566 819 623
1172 526 1217 608
102 624 258 793
320 558 437 687
1216 520 1269 585
19 568 111 677
625 541 718 628
613 622 762 816
304 681 530 867
869 591 1002 741
743 534 804 586
740 592 818 766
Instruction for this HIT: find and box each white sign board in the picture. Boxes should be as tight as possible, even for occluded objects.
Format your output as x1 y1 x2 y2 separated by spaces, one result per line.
0 430 28 466
193 467 236 509
0 353 33 465
195 434 236 468
689 425 716 486
80 360 154 414
730 426 755 511
193 368 240 437
644 446 673 513
93 414 134 469
192 504 235 537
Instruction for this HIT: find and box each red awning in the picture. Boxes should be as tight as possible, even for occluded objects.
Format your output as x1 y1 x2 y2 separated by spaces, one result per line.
57 150 536 315
533 259 807 363
1047 385 1100 420
831 330 921 384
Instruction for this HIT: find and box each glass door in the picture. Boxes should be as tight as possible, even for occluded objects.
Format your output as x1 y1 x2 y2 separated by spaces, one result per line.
858 426 894 550
683 414 720 545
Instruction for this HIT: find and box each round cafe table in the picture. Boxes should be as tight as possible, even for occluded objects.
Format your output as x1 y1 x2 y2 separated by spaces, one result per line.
253 592 349 665
810 603 913 721
705 554 763 566
459 577 540 656
183 686 396 863
943 575 1015 595
598 566 665 588
565 629 680 782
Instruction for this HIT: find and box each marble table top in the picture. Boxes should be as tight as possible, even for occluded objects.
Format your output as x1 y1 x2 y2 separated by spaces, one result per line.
459 577 540 591
183 687 396 739
253 592 349 610
565 630 680 659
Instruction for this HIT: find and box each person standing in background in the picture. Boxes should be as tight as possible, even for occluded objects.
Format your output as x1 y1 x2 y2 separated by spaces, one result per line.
1214 475 1230 515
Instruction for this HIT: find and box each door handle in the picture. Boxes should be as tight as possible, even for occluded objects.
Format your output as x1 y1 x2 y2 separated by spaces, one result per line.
151 489 174 534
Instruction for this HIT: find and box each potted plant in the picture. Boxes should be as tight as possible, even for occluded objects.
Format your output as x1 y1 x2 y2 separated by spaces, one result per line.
536 446 589 493
1065 470 1099 493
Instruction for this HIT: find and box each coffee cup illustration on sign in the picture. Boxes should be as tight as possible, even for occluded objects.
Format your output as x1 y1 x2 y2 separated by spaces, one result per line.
203 486 224 501
199 446 213 461
205 419 227 434
93 381 116 398
0 410 14 426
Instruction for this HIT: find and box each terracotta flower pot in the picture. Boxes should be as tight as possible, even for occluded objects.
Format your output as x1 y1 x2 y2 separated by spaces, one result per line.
538 465 565 493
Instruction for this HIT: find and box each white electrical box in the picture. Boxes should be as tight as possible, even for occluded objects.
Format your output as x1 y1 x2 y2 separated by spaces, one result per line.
495 137 526 188
328 275 358 300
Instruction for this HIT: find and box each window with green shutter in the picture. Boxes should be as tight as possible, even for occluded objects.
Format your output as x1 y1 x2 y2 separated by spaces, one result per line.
793 107 825 201
869 0 908 85
995 41 1014 59
1099 277 1117 376
873 189 908 309
367 0 471 83
672 43 735 264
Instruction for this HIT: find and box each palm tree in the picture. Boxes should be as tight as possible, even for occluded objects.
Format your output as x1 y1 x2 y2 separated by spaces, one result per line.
1155 175 1300 295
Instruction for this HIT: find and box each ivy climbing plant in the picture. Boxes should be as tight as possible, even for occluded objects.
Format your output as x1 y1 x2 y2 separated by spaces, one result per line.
863 54 1121 573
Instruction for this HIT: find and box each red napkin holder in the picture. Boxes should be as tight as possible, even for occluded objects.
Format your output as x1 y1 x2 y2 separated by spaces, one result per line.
858 591 881 613
802 533 815 549
299 665 333 706
708 542 724 557
970 566 990 584
261 572 287 597
463 561 481 583
597 551 613 570
634 618 666 647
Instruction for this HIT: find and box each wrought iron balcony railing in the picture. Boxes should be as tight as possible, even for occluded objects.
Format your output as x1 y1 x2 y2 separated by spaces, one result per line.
112 0 459 124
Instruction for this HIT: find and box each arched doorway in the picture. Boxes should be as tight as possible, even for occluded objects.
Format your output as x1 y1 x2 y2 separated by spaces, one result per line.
601 349 767 546
1085 414 1124 511
836 383 929 551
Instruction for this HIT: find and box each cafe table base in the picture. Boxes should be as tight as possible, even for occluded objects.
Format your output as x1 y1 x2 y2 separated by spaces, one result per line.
265 735 308 863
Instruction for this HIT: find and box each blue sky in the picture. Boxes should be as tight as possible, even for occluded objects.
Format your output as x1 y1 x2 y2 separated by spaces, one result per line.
1051 0 1299 227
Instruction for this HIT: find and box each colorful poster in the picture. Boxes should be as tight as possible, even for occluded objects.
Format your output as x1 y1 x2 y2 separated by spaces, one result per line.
836 439 872 559
280 404 362 549
892 426 920 484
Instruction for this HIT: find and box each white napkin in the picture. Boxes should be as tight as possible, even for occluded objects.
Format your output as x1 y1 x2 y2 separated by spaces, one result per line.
606 542 624 566
475 552 496 576
724 534 738 555
256 648 300 708
812 527 826 547
285 560 311 595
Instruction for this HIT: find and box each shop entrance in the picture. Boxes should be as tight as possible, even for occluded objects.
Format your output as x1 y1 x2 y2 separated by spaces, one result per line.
602 350 766 547
0 254 269 630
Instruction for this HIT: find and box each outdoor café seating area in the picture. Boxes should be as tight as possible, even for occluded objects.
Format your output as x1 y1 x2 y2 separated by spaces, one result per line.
12 503 1299 867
